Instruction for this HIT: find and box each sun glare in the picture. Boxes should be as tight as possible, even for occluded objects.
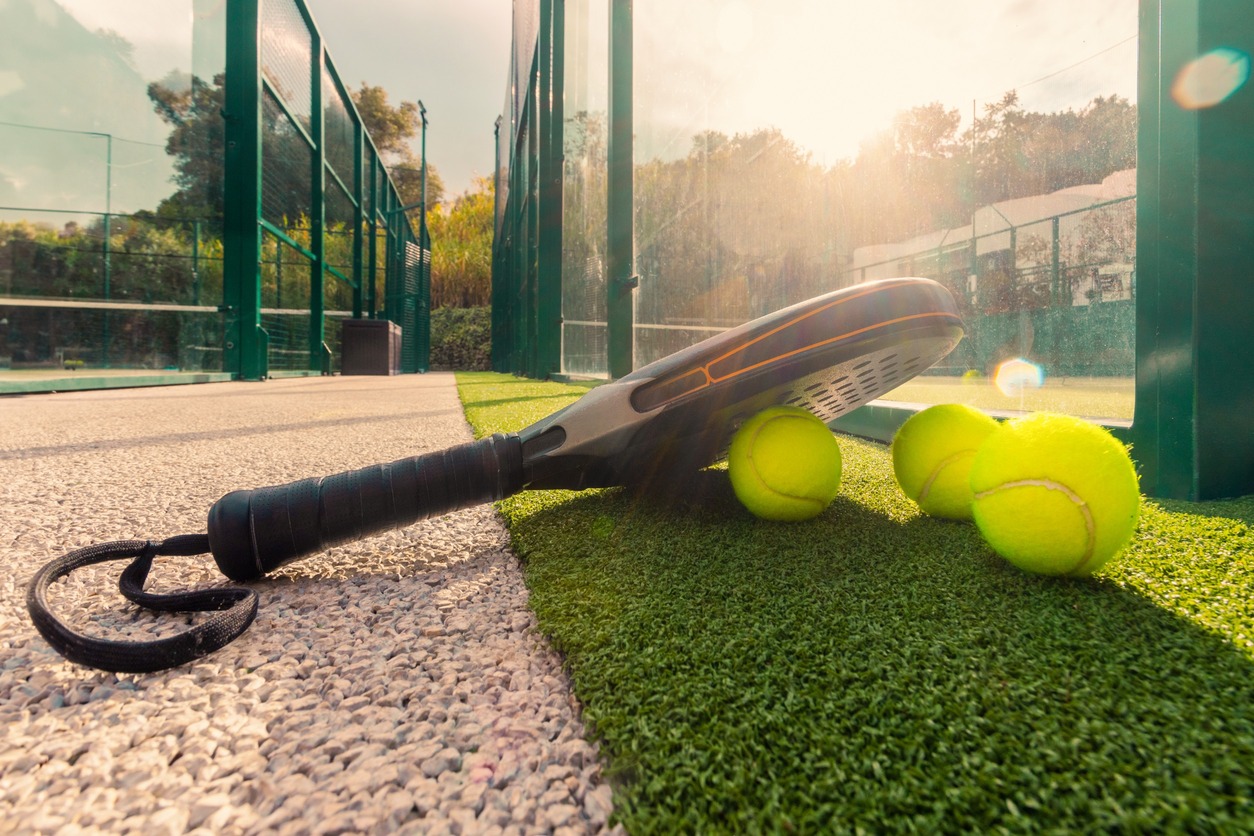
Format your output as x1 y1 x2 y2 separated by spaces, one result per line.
1172 48 1251 110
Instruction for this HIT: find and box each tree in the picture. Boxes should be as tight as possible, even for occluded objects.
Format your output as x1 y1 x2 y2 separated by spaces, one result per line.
968 91 1030 205
891 102 962 160
351 83 445 215
428 177 494 307
146 77 446 231
148 72 226 228
840 102 967 247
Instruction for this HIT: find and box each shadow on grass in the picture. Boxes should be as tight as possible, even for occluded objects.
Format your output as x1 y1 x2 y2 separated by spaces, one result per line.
456 391 591 413
1154 494 1254 527
500 477 1254 832
457 375 599 391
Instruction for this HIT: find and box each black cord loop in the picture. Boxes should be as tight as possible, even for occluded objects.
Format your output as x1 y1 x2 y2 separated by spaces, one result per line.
26 536 258 673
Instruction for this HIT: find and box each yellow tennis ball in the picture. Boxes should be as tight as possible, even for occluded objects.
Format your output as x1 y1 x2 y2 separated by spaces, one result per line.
728 405 842 521
969 412 1140 577
891 404 1000 520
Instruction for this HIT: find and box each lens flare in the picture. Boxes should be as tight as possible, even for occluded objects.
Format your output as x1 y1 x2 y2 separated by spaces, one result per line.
994 358 1044 397
1172 48 1251 110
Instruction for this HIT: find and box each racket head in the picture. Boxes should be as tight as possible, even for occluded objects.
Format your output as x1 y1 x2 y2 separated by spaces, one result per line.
520 277 964 489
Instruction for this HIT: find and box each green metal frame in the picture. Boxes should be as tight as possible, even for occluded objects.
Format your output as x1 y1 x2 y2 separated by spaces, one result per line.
1132 0 1254 500
492 0 1254 499
223 0 265 380
606 0 634 379
223 0 428 380
309 21 327 369
490 0 566 378
537 0 565 379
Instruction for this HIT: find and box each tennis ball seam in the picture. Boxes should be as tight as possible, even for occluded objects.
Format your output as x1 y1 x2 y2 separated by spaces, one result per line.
973 478 1096 574
744 419 827 512
917 449 974 504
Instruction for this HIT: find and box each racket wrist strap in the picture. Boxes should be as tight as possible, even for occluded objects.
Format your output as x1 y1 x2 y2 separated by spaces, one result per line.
26 536 258 673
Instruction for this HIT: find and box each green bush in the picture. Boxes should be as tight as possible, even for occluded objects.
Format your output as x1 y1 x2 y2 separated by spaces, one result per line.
429 306 491 371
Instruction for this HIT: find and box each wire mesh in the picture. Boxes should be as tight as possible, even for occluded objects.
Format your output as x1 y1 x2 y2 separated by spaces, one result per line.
260 0 313 126
361 146 373 220
261 88 314 235
324 178 356 310
496 84 513 236
402 240 425 373
261 311 310 371
513 0 541 128
373 224 388 312
260 230 311 311
323 313 346 374
377 164 388 216
322 65 356 189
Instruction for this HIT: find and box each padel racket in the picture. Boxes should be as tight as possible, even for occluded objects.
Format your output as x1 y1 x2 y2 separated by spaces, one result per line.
208 277 963 581
29 277 962 671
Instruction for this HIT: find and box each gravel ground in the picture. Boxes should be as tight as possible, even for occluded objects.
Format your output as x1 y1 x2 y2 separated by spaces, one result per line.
0 374 618 835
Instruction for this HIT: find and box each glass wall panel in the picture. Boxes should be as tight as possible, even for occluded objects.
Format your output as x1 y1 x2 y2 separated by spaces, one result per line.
560 0 609 376
631 0 1137 418
0 0 225 374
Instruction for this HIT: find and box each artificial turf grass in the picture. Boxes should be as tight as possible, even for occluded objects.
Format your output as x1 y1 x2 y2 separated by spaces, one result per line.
882 377 1135 420
456 372 1254 833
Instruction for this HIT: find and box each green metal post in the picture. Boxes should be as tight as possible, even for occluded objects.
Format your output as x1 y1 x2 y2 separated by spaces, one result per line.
606 0 635 378
419 100 430 373
382 189 393 324
367 154 379 318
1050 216 1061 306
420 101 428 218
491 115 506 371
1134 0 1254 500
514 140 528 374
223 0 264 380
528 100 540 378
352 123 363 318
310 36 326 371
494 114 504 368
384 190 401 329
536 0 565 378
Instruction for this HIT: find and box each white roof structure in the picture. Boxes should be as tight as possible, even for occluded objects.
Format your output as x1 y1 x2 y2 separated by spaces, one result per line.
852 169 1136 277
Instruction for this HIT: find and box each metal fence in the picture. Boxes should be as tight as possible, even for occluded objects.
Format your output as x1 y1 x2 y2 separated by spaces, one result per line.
225 0 429 379
491 0 1141 386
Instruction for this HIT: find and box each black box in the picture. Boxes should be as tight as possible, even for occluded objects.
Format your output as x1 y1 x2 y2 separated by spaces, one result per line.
341 319 401 375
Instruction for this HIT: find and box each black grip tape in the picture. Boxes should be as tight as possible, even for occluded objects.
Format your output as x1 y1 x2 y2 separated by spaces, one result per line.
208 434 523 581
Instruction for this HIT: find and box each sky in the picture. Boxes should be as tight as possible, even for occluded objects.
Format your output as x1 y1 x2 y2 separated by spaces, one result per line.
631 0 1138 165
49 0 1137 194
301 0 513 196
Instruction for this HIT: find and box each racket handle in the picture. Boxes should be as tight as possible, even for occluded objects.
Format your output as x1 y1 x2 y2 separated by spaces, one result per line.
207 433 524 581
